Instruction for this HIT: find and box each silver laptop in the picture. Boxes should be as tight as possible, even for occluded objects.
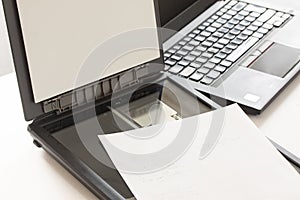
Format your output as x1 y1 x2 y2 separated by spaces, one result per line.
161 0 300 114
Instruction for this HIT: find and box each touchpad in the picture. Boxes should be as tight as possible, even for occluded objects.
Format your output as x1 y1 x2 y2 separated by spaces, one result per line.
250 43 300 78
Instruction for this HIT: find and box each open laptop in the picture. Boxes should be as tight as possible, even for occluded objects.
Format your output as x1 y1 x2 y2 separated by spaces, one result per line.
160 0 300 114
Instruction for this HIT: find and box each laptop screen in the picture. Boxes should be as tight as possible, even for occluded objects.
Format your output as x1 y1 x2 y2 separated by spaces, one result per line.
158 0 219 30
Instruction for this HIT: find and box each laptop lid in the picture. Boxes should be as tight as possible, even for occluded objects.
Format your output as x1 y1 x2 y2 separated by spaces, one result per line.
2 0 163 121
158 0 218 34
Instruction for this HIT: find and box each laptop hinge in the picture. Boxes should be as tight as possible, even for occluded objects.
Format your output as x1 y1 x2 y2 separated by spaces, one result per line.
43 64 161 115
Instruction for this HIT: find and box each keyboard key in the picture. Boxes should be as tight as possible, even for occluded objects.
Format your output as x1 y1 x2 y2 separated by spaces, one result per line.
183 45 194 51
245 16 256 22
224 23 235 29
220 60 233 67
203 62 216 69
228 1 238 7
224 33 235 40
179 41 187 46
165 59 177 66
215 52 227 59
247 25 259 31
235 24 246 31
232 2 247 11
200 76 214 85
240 20 251 26
252 21 263 27
216 11 224 16
196 57 208 63
200 31 211 37
207 47 219 54
221 48 232 54
215 65 227 73
164 53 171 58
177 50 189 56
221 8 228 13
190 50 202 57
190 62 202 69
242 29 253 36
178 60 190 67
179 67 196 78
184 55 196 62
188 33 196 38
212 32 224 38
273 20 284 27
207 70 221 79
222 14 232 20
250 12 260 18
239 10 250 16
173 45 181 50
207 36 218 43
227 10 238 16
257 10 276 22
233 14 244 21
190 72 204 82
230 28 241 35
218 38 230 45
197 67 210 74
210 57 221 64
232 38 243 45
229 18 240 25
202 41 213 47
227 36 259 62
184 37 192 42
206 26 217 33
212 14 219 20
195 36 206 42
213 43 225 49
211 22 222 28
244 4 266 14
193 29 201 35
217 18 227 24
257 27 268 34
237 34 248 41
253 32 264 38
171 54 182 61
198 25 206 30
262 23 273 30
203 22 210 27
168 49 176 54
202 52 213 58
189 40 200 46
169 64 184 74
227 43 238 50
196 46 207 52
219 27 230 34
282 13 291 19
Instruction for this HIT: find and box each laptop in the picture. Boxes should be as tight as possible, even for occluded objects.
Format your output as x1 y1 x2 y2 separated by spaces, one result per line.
160 0 300 114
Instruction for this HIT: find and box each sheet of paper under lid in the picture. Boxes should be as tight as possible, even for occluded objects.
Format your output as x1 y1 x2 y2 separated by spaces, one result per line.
17 0 160 103
99 104 300 200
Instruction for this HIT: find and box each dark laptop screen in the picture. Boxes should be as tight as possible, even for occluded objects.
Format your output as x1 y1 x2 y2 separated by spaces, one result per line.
158 0 218 30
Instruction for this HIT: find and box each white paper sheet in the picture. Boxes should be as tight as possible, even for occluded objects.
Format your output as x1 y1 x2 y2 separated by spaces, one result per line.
99 104 300 200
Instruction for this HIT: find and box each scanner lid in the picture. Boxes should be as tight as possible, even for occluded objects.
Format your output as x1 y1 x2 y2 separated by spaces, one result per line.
2 0 163 121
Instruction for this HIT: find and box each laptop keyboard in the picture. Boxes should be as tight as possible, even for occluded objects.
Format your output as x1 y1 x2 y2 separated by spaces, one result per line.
164 0 292 85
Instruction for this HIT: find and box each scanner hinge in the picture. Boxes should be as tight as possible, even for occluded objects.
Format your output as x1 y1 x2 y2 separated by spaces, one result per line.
42 65 158 115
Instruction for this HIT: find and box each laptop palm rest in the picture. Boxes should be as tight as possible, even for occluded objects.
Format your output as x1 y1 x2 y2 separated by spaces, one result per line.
249 43 300 78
